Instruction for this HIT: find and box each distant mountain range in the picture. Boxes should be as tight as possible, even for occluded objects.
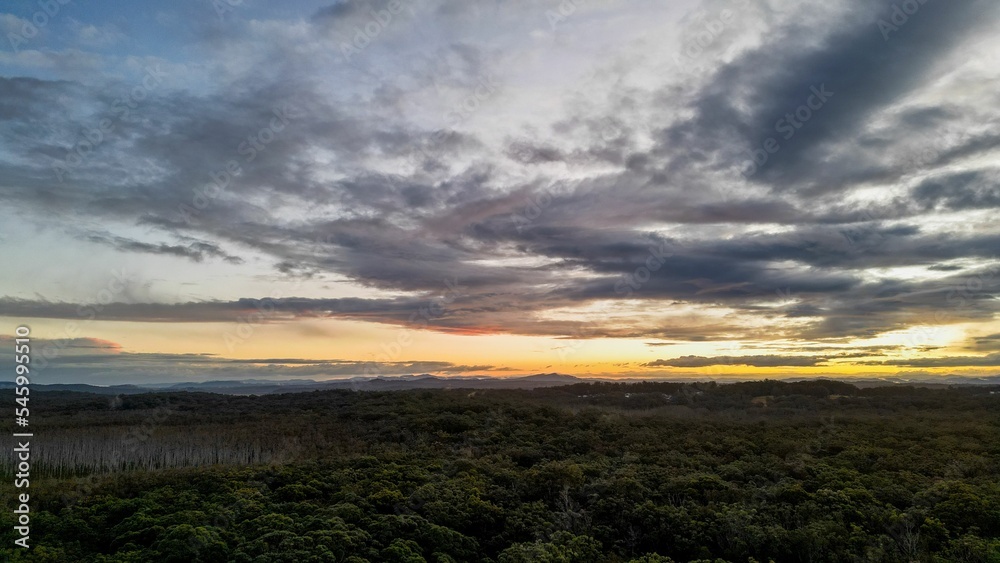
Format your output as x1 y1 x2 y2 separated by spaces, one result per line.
1 373 998 395
0 373 591 395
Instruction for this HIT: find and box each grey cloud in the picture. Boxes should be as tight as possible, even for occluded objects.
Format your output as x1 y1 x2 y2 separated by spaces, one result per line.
911 169 1000 211
646 355 829 368
660 0 1000 191
85 233 243 264
968 333 1000 353
863 354 1000 368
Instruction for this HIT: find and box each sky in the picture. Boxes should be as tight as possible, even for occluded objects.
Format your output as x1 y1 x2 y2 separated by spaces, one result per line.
1 0 1000 385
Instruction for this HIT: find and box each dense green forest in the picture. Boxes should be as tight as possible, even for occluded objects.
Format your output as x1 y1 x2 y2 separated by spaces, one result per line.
2 380 1000 562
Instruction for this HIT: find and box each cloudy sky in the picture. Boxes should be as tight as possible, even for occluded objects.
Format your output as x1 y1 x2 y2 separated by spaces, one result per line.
1 0 1000 385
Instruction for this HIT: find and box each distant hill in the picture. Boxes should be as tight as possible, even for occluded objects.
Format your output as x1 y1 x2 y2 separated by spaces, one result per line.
0 382 150 395
4 373 998 395
0 374 596 395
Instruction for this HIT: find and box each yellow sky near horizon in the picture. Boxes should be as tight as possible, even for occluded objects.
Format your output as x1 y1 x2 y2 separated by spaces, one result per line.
5 313 998 384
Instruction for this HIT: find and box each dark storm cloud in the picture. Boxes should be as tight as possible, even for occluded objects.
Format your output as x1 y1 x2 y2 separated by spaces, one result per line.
656 0 1000 191
685 228 1000 271
910 169 1000 211
790 264 1000 340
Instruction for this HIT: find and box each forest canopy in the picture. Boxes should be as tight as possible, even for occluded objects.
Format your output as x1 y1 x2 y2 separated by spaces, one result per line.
2 381 999 562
